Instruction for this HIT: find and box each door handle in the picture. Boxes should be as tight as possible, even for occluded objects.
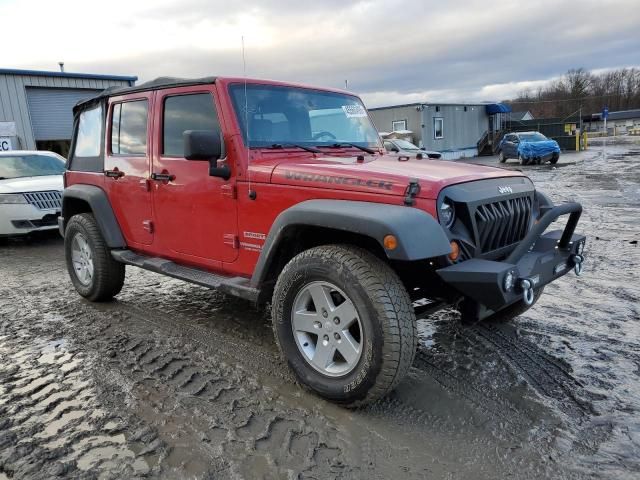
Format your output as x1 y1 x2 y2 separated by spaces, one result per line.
150 172 175 182
105 168 124 178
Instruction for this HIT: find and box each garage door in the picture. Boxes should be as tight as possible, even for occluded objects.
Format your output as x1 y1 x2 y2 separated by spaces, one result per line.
26 87 100 141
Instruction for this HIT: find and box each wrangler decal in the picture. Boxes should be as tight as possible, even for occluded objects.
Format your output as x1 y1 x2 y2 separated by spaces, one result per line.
284 171 393 190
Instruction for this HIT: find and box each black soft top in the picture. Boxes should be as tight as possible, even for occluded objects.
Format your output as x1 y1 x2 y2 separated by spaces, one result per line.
74 76 217 112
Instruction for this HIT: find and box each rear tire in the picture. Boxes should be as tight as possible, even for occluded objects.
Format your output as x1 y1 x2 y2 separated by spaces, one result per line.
271 245 417 407
64 213 125 302
550 153 559 164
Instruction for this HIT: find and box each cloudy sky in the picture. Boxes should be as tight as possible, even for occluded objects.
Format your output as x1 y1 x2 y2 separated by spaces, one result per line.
2 0 639 107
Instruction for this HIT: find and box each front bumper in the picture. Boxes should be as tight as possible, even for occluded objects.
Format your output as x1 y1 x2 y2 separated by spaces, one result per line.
0 204 61 236
523 151 560 162
437 202 585 312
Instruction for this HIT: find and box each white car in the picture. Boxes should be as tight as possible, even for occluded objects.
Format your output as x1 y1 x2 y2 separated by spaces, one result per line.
382 138 442 159
0 150 65 237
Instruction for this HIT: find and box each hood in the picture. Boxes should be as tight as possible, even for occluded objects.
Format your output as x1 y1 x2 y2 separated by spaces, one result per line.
271 155 525 199
0 175 63 194
517 140 561 156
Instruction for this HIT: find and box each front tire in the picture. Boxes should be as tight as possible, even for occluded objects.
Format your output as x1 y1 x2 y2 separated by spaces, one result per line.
64 213 125 302
519 154 528 165
498 151 507 163
271 245 417 407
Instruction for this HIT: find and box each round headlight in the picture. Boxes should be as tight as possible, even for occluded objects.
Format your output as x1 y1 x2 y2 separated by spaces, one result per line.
439 200 455 228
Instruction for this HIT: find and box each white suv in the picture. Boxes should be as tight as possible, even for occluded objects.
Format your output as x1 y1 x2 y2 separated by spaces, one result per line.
0 150 65 237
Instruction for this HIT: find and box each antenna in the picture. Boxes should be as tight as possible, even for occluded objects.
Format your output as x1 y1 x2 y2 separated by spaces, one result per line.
242 36 256 200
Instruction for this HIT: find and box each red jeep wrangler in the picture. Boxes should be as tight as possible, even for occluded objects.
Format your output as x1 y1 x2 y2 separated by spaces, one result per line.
59 76 586 406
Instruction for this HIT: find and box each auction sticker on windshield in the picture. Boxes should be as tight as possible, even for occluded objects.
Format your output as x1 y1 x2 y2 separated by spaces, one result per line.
342 105 367 118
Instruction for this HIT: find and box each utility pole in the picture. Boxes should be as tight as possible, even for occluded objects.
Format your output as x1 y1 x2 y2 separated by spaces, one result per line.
345 80 348 90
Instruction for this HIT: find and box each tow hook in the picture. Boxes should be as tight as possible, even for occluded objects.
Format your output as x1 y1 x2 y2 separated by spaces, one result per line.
520 278 535 306
572 254 584 276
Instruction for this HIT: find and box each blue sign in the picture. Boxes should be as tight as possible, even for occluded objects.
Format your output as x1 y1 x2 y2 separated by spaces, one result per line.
602 107 609 120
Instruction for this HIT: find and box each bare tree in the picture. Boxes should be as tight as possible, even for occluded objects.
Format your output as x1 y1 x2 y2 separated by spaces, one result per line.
506 67 640 118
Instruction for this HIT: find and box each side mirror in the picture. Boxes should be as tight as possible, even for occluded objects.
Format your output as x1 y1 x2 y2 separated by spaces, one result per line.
183 130 230 180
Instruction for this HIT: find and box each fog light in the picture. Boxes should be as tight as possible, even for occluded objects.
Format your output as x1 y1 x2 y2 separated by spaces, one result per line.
383 235 398 250
504 271 515 291
448 241 460 261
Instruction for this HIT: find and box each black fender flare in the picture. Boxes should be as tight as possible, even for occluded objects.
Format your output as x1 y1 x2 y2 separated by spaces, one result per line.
61 184 126 248
251 199 451 286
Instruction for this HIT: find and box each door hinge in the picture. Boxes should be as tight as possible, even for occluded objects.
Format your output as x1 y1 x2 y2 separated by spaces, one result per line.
221 184 237 199
143 220 154 233
223 234 239 249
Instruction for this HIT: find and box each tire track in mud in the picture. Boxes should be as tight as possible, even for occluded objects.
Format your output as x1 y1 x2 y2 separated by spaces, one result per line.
36 292 361 479
465 322 616 456
470 323 592 418
0 314 161 479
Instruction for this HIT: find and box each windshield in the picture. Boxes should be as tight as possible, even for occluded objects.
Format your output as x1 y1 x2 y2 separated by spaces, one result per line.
392 139 420 150
229 84 381 148
0 154 65 179
519 132 548 142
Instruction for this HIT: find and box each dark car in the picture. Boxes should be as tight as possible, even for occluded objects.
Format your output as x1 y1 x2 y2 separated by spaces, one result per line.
499 131 561 165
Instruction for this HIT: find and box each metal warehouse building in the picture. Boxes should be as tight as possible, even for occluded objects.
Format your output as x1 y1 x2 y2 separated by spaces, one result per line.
0 68 137 156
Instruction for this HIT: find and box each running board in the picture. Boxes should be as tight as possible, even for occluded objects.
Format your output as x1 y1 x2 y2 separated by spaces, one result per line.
111 250 259 302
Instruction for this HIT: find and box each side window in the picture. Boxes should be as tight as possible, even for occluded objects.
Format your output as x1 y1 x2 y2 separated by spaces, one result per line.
75 105 102 157
383 141 393 151
434 118 444 139
111 100 148 155
163 93 220 156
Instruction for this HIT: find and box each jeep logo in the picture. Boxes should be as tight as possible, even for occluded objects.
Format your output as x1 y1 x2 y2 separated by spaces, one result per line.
498 186 513 194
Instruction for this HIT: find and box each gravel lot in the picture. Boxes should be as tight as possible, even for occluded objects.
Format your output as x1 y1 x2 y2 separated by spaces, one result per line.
1 136 638 479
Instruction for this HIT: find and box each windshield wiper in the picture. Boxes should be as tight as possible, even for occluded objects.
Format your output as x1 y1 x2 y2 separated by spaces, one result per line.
269 143 321 153
321 143 377 154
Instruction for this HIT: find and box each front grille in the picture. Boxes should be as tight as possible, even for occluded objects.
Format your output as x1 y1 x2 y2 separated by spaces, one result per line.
23 191 62 210
474 196 532 253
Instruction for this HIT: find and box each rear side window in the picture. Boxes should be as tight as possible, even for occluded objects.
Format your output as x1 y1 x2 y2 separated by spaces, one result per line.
75 105 102 157
162 94 220 156
111 100 148 155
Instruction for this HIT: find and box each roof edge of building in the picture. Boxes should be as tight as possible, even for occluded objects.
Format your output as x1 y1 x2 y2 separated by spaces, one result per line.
0 68 137 83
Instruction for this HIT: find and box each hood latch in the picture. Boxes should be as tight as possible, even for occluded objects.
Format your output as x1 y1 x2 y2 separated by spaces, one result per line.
404 178 421 206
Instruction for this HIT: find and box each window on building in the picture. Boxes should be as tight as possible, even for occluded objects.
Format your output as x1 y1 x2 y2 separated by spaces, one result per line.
163 94 221 156
391 119 407 131
111 100 148 155
74 105 102 157
435 106 441 112
434 118 444 139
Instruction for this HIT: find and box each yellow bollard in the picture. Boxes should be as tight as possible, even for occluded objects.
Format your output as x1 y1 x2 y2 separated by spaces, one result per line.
582 132 588 150
575 133 579 151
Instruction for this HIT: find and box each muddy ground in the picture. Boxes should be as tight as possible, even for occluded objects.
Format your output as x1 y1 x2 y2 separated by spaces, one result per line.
0 136 638 479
